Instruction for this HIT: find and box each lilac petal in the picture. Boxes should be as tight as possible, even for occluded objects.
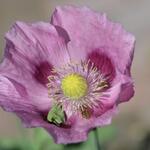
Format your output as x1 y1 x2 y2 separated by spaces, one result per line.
5 21 70 71
0 75 42 122
93 82 121 117
51 83 120 144
44 124 88 144
47 106 117 144
0 76 50 129
0 21 72 109
0 57 51 112
51 5 135 74
0 21 87 144
87 51 116 82
0 71 62 140
67 84 120 138
54 25 70 43
118 74 134 103
0 22 71 132
94 106 118 126
34 61 54 85
51 5 135 104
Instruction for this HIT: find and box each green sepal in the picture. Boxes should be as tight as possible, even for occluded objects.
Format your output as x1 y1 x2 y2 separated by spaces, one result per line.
47 103 66 126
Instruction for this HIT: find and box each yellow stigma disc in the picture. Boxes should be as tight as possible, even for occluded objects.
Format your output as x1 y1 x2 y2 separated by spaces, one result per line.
61 73 88 100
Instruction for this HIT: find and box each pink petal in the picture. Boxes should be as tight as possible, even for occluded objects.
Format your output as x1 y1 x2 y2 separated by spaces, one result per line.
0 22 71 131
5 21 70 70
0 21 72 110
0 75 43 124
87 51 116 82
0 67 67 142
44 124 88 144
118 74 134 103
0 21 88 144
42 83 119 144
93 82 121 117
51 5 135 74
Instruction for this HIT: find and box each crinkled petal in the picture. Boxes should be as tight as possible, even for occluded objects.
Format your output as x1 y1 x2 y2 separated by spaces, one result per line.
87 51 116 82
51 5 135 75
0 21 71 111
0 75 44 125
94 106 118 126
0 58 51 112
5 21 70 69
0 69 72 143
0 76 73 142
50 83 120 144
93 82 121 116
44 124 88 144
46 106 117 144
41 85 118 144
0 21 88 144
118 74 134 103
4 21 71 87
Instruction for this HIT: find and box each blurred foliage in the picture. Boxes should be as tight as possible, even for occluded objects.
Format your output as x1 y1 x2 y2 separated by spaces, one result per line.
0 125 116 150
138 132 150 150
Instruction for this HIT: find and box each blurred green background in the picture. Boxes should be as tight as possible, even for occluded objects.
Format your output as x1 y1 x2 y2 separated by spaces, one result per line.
0 0 150 150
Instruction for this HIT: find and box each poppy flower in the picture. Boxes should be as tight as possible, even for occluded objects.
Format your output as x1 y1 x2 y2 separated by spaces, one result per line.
0 6 135 144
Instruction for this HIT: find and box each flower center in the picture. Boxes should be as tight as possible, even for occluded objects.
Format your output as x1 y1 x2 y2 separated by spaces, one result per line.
61 73 88 100
47 61 108 121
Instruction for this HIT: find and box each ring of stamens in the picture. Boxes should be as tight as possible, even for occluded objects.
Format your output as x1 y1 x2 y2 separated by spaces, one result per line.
47 60 108 119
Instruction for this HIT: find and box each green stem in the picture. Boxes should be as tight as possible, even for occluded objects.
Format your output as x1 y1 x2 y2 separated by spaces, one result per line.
94 128 101 150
